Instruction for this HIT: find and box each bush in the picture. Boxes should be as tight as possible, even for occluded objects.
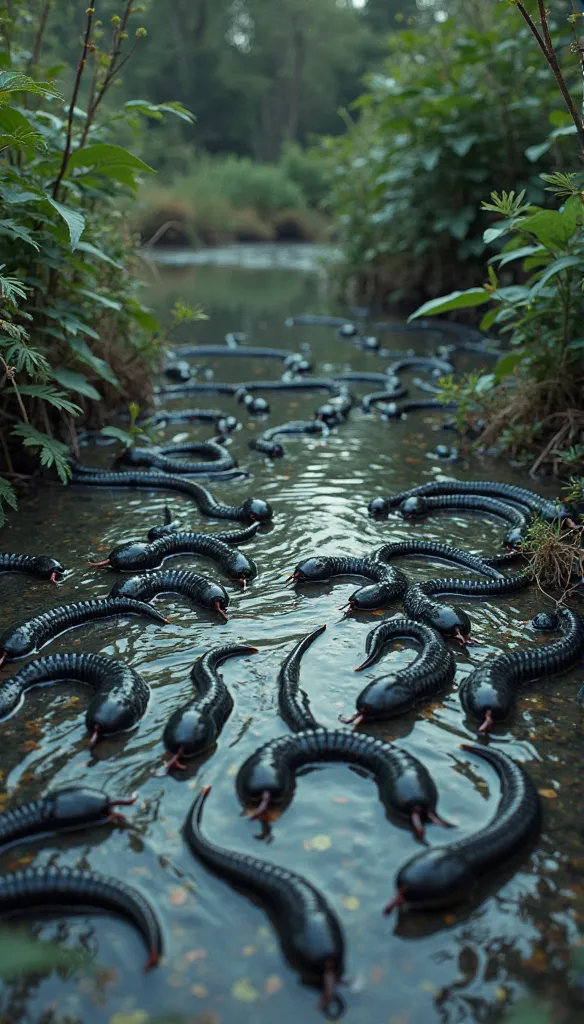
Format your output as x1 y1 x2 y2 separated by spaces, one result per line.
279 142 330 208
0 2 194 524
173 156 307 219
318 1 572 308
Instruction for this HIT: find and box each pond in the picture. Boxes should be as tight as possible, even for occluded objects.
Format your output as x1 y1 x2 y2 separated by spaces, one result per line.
0 244 582 1024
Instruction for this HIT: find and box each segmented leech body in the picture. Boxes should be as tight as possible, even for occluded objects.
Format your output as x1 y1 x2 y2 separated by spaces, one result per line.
398 494 530 548
0 553 65 582
388 356 455 376
289 555 408 612
375 539 502 579
381 399 457 420
459 608 584 733
110 570 230 618
185 788 345 1016
361 386 408 411
286 313 355 328
0 652 150 744
156 381 238 397
278 624 326 731
385 745 541 914
0 598 167 663
92 531 257 583
70 466 273 523
345 618 456 724
145 520 259 545
173 344 308 364
0 787 136 850
163 644 258 770
250 420 329 459
116 440 236 475
367 479 569 524
236 378 344 397
0 867 162 969
402 571 532 642
148 409 239 432
237 727 447 840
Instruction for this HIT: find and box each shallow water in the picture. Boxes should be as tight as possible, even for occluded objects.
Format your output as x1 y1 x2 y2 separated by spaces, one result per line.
0 247 583 1024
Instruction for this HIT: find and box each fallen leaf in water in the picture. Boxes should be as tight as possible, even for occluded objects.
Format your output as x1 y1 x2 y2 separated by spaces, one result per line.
538 789 557 800
109 1012 149 1024
21 740 40 753
369 964 384 983
0 796 9 812
389 1012 411 1024
342 895 360 911
495 987 509 1002
304 834 332 852
521 949 547 972
184 949 207 963
231 978 260 1002
332 796 349 804
191 984 208 998
264 974 283 996
168 886 189 906
405 457 421 464
227 764 238 776
420 980 437 994
242 945 256 957
168 973 183 988
443 914 457 926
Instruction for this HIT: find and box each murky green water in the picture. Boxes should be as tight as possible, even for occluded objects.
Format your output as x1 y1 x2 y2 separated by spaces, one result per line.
0 245 582 1024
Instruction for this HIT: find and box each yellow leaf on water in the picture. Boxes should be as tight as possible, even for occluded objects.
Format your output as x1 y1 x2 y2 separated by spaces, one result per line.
232 978 260 1002
264 974 283 996
443 913 457 926
227 764 238 776
109 1013 149 1024
495 987 509 1003
420 980 437 994
184 948 207 963
332 796 349 804
342 896 360 911
191 984 208 998
538 788 558 800
168 886 189 906
305 834 332 852
242 945 256 956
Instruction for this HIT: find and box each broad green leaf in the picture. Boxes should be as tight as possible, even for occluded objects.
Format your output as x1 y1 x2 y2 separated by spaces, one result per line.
0 184 43 204
549 110 573 128
78 289 122 311
52 369 101 400
409 288 491 321
479 307 499 331
449 134 478 157
520 209 577 248
529 255 581 298
421 148 440 172
489 244 544 268
0 107 41 152
68 337 121 389
66 143 154 177
75 241 123 268
483 221 513 244
46 199 85 251
495 350 525 381
127 301 159 332
567 339 584 350
0 219 40 250
100 426 134 444
525 141 550 163
0 928 91 978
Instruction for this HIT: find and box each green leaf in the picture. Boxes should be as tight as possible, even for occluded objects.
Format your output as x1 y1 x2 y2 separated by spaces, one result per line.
495 350 525 381
77 289 122 311
525 141 550 163
68 338 121 389
127 300 159 332
75 241 123 268
0 219 40 250
0 184 43 204
479 307 499 331
0 477 17 527
100 425 134 445
46 199 85 251
0 106 42 152
52 369 101 400
11 425 71 483
490 244 544 268
449 134 478 157
0 71 60 101
520 209 577 248
11 384 81 415
66 143 154 178
0 928 91 979
529 255 581 298
408 288 492 321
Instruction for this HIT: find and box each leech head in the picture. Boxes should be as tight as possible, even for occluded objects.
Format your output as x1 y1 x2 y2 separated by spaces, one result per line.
478 708 494 735
49 571 60 583
248 789 271 821
215 602 229 621
165 747 187 773
453 626 472 646
384 887 407 915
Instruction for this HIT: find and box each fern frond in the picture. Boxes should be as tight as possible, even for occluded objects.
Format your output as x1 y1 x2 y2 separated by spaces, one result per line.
13 385 82 415
0 477 17 527
11 424 71 483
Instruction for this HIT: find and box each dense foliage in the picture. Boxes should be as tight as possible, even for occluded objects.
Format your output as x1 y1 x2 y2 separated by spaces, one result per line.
0 1 192 524
318 1 574 307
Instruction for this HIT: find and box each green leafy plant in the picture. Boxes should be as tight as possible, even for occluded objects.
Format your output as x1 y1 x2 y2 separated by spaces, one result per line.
0 0 195 524
316 0 573 307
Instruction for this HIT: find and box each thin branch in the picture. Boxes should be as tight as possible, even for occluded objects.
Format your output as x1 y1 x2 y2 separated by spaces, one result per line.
51 6 95 200
79 0 135 147
28 0 51 71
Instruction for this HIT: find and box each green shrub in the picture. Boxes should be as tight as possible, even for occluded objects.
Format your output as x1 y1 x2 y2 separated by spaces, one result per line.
172 156 307 219
279 142 330 208
318 1 572 307
0 1 194 524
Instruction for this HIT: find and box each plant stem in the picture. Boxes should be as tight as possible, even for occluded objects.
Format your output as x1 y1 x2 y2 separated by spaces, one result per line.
79 0 135 146
51 5 95 200
28 0 51 71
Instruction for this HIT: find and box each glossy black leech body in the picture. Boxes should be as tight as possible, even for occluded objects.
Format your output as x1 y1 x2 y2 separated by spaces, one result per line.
459 608 584 732
69 466 273 523
250 420 328 459
0 553 65 582
348 618 456 723
398 494 530 548
0 787 135 850
110 570 230 618
236 727 445 840
116 440 236 475
386 745 541 913
94 531 257 582
367 480 569 525
0 598 167 663
278 624 326 731
162 644 258 770
402 571 532 642
184 787 345 1015
0 867 162 968
290 555 408 612
0 652 150 742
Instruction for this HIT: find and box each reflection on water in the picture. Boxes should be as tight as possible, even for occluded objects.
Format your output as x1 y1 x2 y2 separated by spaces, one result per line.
0 244 582 1024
